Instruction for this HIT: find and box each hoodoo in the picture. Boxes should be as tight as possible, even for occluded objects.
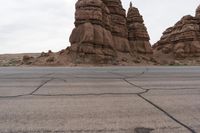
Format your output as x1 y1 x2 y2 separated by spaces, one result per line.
127 2 152 54
102 0 130 53
68 0 153 64
27 0 154 66
69 0 116 64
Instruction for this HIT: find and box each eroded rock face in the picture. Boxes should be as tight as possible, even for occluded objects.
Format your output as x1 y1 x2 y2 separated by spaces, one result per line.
103 0 130 53
69 0 152 64
127 2 152 54
69 0 116 64
154 5 200 59
196 5 200 18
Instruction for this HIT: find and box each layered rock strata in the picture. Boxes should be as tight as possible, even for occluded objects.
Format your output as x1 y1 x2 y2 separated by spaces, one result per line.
102 0 130 53
127 2 152 54
153 5 200 59
69 0 152 64
69 0 116 64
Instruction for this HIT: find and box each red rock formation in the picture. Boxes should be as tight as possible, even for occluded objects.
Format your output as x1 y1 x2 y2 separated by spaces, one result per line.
21 0 156 66
102 0 130 53
196 5 200 17
153 5 200 59
68 0 153 64
69 0 116 64
127 2 152 54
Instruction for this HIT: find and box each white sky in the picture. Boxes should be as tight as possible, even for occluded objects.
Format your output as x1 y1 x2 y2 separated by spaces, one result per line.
0 0 199 54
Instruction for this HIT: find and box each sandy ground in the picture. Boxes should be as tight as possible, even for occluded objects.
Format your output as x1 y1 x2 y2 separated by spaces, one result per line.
0 53 40 66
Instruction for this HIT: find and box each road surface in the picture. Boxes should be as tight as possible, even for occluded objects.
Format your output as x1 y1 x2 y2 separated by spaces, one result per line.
0 66 200 133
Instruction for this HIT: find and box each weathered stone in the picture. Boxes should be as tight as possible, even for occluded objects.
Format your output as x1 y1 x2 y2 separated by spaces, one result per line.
153 4 200 59
69 0 117 64
102 0 126 21
102 0 130 53
127 2 152 54
68 0 153 64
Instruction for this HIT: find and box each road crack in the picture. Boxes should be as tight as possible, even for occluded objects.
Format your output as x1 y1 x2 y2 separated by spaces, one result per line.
0 78 54 99
30 78 54 95
138 94 196 133
0 67 197 132
121 67 196 133
110 67 148 79
32 92 142 97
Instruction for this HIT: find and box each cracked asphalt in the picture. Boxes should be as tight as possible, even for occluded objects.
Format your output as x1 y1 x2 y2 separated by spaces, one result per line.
0 66 200 133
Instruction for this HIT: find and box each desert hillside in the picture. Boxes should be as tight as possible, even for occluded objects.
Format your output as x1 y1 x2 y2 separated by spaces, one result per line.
0 53 40 66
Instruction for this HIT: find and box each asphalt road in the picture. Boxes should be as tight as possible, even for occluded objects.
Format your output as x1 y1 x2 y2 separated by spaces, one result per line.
0 66 200 133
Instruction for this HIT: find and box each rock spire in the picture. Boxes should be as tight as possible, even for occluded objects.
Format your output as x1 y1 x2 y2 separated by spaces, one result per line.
127 2 152 54
69 0 116 64
67 0 153 64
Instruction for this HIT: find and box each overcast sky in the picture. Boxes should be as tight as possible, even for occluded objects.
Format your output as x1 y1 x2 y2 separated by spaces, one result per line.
0 0 199 54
